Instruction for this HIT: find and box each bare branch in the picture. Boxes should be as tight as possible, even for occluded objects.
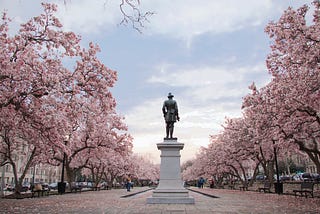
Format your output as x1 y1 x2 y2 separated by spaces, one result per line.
119 0 154 33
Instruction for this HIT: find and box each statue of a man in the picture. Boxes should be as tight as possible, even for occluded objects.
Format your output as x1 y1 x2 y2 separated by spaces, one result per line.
162 93 180 139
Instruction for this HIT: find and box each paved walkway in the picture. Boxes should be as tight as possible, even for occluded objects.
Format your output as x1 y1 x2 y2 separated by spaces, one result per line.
1 187 320 213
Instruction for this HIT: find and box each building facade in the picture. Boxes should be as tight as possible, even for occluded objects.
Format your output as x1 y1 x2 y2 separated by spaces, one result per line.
1 163 61 186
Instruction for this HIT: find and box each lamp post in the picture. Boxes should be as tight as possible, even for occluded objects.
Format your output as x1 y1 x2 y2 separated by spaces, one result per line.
58 135 69 194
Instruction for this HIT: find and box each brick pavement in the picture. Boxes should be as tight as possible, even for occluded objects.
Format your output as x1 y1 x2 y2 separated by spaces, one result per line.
0 187 320 214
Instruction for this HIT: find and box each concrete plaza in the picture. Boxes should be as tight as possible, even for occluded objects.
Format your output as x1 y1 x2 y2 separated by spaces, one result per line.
0 187 319 213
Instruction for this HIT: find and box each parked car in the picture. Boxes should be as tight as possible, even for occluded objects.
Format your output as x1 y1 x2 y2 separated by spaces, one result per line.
42 183 49 191
256 175 266 181
78 182 92 188
280 175 291 182
49 182 58 190
312 173 320 182
302 173 312 181
247 175 266 181
6 184 14 191
292 173 303 181
21 182 31 192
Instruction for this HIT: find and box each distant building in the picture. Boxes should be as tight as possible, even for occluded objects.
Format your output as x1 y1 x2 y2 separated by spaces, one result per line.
1 140 62 186
1 161 61 186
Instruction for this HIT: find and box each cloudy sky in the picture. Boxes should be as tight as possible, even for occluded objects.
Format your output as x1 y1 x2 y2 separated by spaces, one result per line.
1 0 314 163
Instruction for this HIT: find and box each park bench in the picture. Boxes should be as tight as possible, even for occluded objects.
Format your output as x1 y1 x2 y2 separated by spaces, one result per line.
32 189 49 197
92 184 101 191
258 182 271 193
70 186 82 193
103 184 110 190
239 182 248 191
293 182 314 198
228 181 235 190
32 184 49 198
228 183 235 190
70 183 82 193
216 184 225 189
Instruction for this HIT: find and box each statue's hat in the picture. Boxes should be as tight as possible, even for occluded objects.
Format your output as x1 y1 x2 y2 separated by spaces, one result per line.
167 93 174 98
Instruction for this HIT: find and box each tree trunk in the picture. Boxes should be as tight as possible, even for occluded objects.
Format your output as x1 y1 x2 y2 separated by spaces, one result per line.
11 162 22 197
65 162 76 191
305 151 320 174
249 163 260 186
266 160 275 184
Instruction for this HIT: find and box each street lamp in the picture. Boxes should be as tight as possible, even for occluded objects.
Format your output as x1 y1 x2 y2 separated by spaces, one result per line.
58 135 69 194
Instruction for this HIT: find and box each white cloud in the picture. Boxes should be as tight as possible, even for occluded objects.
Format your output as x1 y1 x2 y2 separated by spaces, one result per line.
0 0 122 35
148 63 268 102
0 0 43 34
3 0 313 43
54 0 120 34
125 98 163 133
2 0 314 39
142 0 274 40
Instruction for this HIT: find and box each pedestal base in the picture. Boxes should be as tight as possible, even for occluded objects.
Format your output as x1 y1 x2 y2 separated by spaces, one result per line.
146 197 195 204
146 139 195 204
147 188 194 204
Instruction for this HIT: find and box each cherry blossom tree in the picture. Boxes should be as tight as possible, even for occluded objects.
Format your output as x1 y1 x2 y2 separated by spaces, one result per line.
0 110 48 196
182 127 253 187
264 1 320 173
0 3 78 195
242 83 294 183
181 152 207 186
219 118 258 184
60 112 132 189
82 147 135 188
184 1 319 185
103 153 129 188
0 3 131 195
128 154 160 186
83 144 132 189
183 146 218 182
181 159 196 182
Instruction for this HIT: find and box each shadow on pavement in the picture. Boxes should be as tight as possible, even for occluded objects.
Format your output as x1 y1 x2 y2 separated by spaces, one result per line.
187 188 219 198
120 187 154 198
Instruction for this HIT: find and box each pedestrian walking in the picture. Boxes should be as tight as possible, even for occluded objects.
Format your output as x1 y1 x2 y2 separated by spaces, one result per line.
125 175 131 192
198 177 205 188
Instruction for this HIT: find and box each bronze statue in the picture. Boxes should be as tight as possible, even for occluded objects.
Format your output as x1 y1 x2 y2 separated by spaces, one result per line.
162 93 180 139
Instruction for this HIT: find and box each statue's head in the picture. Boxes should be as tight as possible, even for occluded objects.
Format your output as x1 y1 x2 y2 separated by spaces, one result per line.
167 92 174 98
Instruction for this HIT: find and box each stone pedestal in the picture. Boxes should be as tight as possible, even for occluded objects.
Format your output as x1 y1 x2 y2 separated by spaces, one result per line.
147 138 195 204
